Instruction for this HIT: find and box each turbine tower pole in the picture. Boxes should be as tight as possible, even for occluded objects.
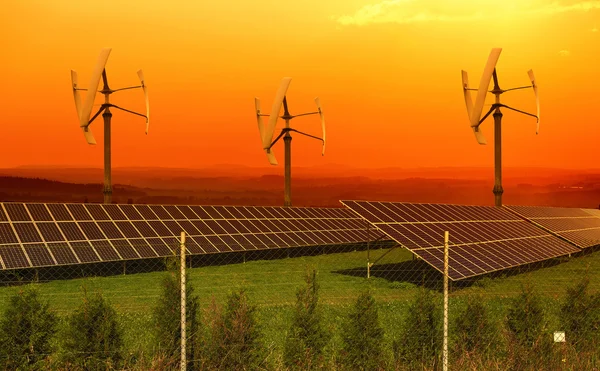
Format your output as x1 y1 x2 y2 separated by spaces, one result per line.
282 97 292 207
101 70 113 204
491 69 503 207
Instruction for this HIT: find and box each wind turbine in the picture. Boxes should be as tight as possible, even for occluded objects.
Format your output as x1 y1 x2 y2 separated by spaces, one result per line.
71 48 150 204
461 48 540 207
255 78 326 207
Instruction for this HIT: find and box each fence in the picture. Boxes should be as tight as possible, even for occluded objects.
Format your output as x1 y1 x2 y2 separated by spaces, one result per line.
1 230 600 370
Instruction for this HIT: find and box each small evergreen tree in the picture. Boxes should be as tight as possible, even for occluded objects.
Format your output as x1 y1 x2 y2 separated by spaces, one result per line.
453 294 497 356
396 287 442 368
506 284 546 347
61 287 124 369
152 256 202 370
0 286 58 368
505 284 552 368
206 289 265 370
340 291 385 371
560 275 600 349
283 269 330 370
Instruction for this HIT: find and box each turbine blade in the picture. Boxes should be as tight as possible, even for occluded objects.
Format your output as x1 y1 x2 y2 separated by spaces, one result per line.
527 69 540 134
263 77 292 149
266 150 278 165
472 127 487 145
470 48 502 128
137 69 150 134
82 127 97 145
314 97 326 156
71 70 82 119
79 48 112 130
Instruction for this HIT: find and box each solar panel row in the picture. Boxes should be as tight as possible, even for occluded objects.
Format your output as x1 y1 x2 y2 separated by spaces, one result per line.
506 205 600 248
0 203 378 271
341 201 580 281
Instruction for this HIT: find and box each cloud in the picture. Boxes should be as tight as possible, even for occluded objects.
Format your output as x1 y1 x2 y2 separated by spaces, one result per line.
333 0 600 26
559 49 571 56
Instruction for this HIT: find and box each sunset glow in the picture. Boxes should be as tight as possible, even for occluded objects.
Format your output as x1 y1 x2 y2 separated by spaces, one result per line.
1 0 599 170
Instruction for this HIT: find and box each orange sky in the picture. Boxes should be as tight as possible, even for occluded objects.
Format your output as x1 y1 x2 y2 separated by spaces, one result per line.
1 0 599 170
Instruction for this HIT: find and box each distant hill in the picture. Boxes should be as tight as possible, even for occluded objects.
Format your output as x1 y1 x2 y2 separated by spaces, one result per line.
0 171 599 209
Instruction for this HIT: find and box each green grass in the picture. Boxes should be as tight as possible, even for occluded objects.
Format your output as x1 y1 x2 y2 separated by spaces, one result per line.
1 246 600 368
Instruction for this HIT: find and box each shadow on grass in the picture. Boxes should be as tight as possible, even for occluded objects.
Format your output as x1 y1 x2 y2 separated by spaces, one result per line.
0 240 397 287
333 245 600 292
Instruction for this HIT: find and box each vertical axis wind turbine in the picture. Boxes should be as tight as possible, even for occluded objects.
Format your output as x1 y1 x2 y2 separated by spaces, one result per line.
71 48 150 204
461 48 540 207
255 78 326 207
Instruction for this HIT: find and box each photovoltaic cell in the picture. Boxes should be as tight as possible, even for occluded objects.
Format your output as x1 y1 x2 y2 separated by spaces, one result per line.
13 223 43 243
4 203 31 221
342 200 580 281
26 204 53 221
506 205 600 248
0 223 18 244
0 202 387 271
66 204 92 220
24 244 55 267
85 204 111 220
37 223 66 242
47 243 79 265
47 204 73 221
70 241 100 263
0 245 30 269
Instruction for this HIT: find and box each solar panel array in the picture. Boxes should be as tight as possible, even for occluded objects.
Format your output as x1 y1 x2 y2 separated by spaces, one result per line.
341 200 580 281
0 202 380 271
506 205 600 249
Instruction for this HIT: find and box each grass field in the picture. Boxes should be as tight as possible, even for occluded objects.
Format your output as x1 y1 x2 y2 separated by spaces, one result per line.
1 245 599 368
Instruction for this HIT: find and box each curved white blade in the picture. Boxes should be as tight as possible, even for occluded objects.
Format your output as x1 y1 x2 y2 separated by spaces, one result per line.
137 69 150 134
461 70 473 119
470 48 502 128
263 77 292 149
71 70 82 119
83 127 97 145
265 149 278 165
79 48 112 129
472 127 487 145
527 69 540 134
314 97 326 156
255 97 264 142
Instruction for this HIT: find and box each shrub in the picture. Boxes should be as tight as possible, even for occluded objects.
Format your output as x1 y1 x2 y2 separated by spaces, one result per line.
505 284 552 368
395 287 442 369
0 286 58 368
340 291 385 371
206 289 265 370
453 294 497 356
560 275 600 349
152 256 202 369
283 268 330 370
60 287 124 369
506 284 546 347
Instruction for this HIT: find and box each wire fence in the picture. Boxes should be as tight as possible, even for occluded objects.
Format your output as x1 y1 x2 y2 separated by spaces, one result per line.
1 230 599 370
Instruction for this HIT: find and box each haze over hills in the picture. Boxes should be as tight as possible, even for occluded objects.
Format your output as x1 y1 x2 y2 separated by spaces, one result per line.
0 165 598 209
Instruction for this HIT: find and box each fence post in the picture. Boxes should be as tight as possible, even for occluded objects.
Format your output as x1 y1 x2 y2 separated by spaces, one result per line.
180 231 187 371
443 231 449 371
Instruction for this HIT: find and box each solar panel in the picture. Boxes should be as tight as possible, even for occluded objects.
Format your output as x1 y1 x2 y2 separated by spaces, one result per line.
0 202 386 271
506 205 600 248
342 200 580 281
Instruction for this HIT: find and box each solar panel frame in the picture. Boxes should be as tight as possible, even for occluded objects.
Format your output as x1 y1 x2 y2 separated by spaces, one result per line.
0 201 388 272
505 205 600 248
342 200 580 281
